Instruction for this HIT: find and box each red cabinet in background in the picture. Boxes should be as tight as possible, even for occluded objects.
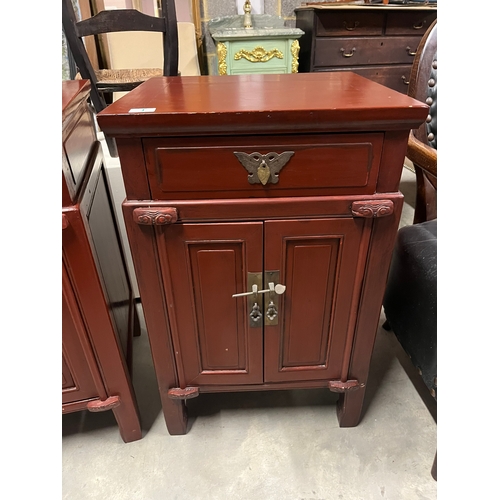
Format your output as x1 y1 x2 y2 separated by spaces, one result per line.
62 80 141 443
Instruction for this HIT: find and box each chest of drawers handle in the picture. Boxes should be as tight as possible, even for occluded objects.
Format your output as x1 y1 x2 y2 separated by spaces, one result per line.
340 47 356 58
343 20 359 31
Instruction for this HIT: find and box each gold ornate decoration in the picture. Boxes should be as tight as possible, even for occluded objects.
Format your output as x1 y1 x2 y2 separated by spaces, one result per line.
291 40 300 73
234 46 284 63
217 42 228 75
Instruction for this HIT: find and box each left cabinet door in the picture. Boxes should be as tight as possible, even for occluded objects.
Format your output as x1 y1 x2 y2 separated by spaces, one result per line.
157 222 264 386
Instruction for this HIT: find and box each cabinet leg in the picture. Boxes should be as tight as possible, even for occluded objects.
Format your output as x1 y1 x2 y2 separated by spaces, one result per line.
431 451 437 481
336 387 366 428
112 399 142 443
162 397 188 435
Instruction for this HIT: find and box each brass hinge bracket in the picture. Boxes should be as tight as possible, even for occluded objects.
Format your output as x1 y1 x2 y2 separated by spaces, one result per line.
87 395 121 412
351 200 394 218
328 380 365 393
133 207 178 225
167 386 200 400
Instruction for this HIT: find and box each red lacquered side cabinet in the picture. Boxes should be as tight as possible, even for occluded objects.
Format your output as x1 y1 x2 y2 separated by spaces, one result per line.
97 73 428 435
62 80 141 442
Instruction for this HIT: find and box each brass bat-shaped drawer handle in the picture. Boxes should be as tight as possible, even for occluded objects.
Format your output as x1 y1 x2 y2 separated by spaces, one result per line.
234 151 294 185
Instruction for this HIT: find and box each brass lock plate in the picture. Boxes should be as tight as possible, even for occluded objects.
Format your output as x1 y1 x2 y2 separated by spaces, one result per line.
247 272 263 328
264 270 281 326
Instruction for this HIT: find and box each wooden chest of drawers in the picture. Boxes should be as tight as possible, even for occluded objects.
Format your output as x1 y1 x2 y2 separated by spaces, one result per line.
295 4 437 94
97 73 427 435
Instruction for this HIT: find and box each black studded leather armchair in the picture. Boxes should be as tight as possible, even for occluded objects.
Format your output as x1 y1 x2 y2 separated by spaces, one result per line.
382 19 437 480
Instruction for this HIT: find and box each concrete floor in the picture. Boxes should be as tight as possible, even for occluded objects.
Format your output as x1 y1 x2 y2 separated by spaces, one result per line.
62 155 437 499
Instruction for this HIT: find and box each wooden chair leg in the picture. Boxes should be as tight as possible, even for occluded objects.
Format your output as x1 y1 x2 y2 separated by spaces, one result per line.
105 135 119 158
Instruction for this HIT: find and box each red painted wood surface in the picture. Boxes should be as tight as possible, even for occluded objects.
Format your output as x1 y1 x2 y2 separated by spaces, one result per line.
62 79 94 207
98 72 426 435
159 222 264 387
96 73 428 137
263 217 367 383
143 133 384 200
62 80 142 443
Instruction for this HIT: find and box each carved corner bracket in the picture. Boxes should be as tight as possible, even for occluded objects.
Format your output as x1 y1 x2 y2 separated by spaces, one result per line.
351 200 394 218
133 207 178 225
328 380 365 393
167 387 200 400
87 395 121 412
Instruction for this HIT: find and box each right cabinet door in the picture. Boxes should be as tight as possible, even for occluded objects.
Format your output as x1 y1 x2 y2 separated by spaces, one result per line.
263 217 368 383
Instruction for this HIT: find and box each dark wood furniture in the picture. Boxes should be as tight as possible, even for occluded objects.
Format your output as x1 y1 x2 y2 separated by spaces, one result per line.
62 79 142 443
383 20 437 480
62 0 179 156
295 4 437 94
97 72 428 435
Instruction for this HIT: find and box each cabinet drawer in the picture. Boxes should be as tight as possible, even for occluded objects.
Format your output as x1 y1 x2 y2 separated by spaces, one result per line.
324 65 412 94
228 40 289 75
385 11 437 35
314 36 420 67
143 133 384 200
316 11 384 36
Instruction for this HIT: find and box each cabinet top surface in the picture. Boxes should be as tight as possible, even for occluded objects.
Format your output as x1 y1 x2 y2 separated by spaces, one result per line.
62 79 90 116
97 73 428 136
295 3 437 11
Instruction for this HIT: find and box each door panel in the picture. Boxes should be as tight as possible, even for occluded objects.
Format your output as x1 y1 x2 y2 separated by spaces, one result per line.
264 218 367 383
62 263 100 404
158 222 264 386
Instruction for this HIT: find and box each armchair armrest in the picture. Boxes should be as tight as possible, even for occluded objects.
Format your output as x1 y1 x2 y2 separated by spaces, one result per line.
407 130 437 178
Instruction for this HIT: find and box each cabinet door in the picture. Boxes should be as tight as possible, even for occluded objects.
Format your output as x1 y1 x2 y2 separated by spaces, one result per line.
62 263 100 404
263 218 366 383
158 222 264 386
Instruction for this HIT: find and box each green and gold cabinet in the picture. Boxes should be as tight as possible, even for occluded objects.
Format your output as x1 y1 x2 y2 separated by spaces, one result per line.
208 15 304 75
